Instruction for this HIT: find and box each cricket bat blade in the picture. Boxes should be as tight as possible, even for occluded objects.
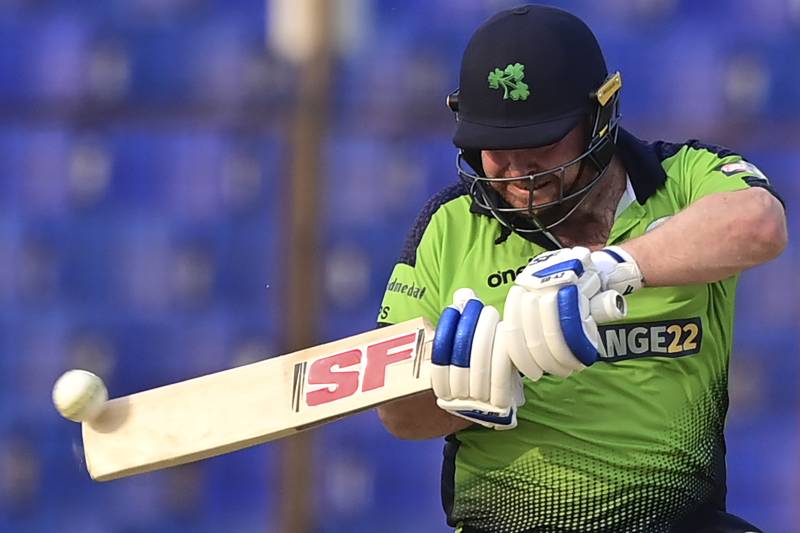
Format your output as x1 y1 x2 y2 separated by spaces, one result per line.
82 318 434 481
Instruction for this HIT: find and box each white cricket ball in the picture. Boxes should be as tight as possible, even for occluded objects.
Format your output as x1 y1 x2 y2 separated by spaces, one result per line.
52 369 108 422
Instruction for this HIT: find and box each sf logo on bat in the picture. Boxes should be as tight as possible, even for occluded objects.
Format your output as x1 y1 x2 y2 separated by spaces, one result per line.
291 330 425 412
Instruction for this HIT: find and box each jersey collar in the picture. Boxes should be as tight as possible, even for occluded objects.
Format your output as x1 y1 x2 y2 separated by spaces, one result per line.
614 176 635 220
615 128 668 204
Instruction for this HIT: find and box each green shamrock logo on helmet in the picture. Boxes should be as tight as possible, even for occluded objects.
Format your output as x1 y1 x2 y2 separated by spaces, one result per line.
488 63 530 101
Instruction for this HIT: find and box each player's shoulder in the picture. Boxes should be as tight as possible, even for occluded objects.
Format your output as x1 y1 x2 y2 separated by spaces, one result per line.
418 181 472 223
618 129 743 177
649 136 777 190
618 129 757 197
622 131 783 206
397 181 472 266
652 138 744 170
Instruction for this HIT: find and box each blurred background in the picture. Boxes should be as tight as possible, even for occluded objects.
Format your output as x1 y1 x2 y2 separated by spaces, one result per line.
0 0 797 531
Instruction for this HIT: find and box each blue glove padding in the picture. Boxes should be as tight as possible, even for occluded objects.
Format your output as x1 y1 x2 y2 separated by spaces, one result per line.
504 247 627 379
431 289 524 430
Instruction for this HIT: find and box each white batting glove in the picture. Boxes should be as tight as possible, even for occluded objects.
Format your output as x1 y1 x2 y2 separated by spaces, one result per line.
503 247 629 379
590 246 644 295
431 289 525 430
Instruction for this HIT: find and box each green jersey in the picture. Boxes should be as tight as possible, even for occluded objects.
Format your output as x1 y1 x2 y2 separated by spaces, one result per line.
378 130 778 532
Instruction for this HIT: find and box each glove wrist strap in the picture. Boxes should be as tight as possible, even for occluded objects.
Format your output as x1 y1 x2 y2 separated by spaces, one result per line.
592 246 644 293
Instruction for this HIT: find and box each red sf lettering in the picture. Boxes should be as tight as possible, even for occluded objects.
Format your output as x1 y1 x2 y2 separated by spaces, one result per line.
305 349 362 407
362 333 416 392
303 332 419 408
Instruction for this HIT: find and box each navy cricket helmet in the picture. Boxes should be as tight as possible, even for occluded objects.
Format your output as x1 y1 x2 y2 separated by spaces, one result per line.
447 4 622 243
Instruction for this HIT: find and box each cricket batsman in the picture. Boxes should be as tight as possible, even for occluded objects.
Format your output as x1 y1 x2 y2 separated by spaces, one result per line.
376 4 787 532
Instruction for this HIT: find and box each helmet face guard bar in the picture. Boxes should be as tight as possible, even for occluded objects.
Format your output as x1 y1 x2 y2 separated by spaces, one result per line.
454 72 623 236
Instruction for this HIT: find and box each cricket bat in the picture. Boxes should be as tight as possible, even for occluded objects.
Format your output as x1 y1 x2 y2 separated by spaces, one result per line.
81 317 434 482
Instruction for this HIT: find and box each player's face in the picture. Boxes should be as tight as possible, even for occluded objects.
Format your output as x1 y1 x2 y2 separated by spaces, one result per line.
480 124 588 210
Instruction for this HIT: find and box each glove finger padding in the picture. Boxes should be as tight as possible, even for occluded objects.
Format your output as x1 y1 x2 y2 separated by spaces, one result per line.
432 288 480 401
432 289 522 430
431 306 460 400
503 284 573 378
449 299 484 399
503 286 546 381
503 247 629 379
488 322 517 409
469 305 500 403
553 284 602 366
538 288 586 372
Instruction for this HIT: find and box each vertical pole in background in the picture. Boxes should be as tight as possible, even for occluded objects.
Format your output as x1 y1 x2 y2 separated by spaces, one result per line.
268 0 334 532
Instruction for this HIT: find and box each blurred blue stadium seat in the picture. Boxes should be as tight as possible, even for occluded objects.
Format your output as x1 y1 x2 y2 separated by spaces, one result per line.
0 19 32 102
315 414 449 533
726 414 799 532
203 445 278 530
108 130 173 209
126 26 195 103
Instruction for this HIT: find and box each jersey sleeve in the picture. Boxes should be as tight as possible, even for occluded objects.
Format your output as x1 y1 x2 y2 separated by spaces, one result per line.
677 143 783 207
376 201 444 327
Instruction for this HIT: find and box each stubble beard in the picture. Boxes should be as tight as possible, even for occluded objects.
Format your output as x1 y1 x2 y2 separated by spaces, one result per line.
550 158 627 247
503 157 625 246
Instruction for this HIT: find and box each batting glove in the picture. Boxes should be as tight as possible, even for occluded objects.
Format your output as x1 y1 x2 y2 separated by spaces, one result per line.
503 247 628 379
431 289 525 430
590 246 644 295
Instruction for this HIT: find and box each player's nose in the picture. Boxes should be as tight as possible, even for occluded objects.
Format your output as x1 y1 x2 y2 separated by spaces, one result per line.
501 150 544 177
504 159 540 179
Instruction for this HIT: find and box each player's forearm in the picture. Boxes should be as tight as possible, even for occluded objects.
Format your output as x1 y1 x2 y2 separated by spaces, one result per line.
622 188 787 287
377 391 472 439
